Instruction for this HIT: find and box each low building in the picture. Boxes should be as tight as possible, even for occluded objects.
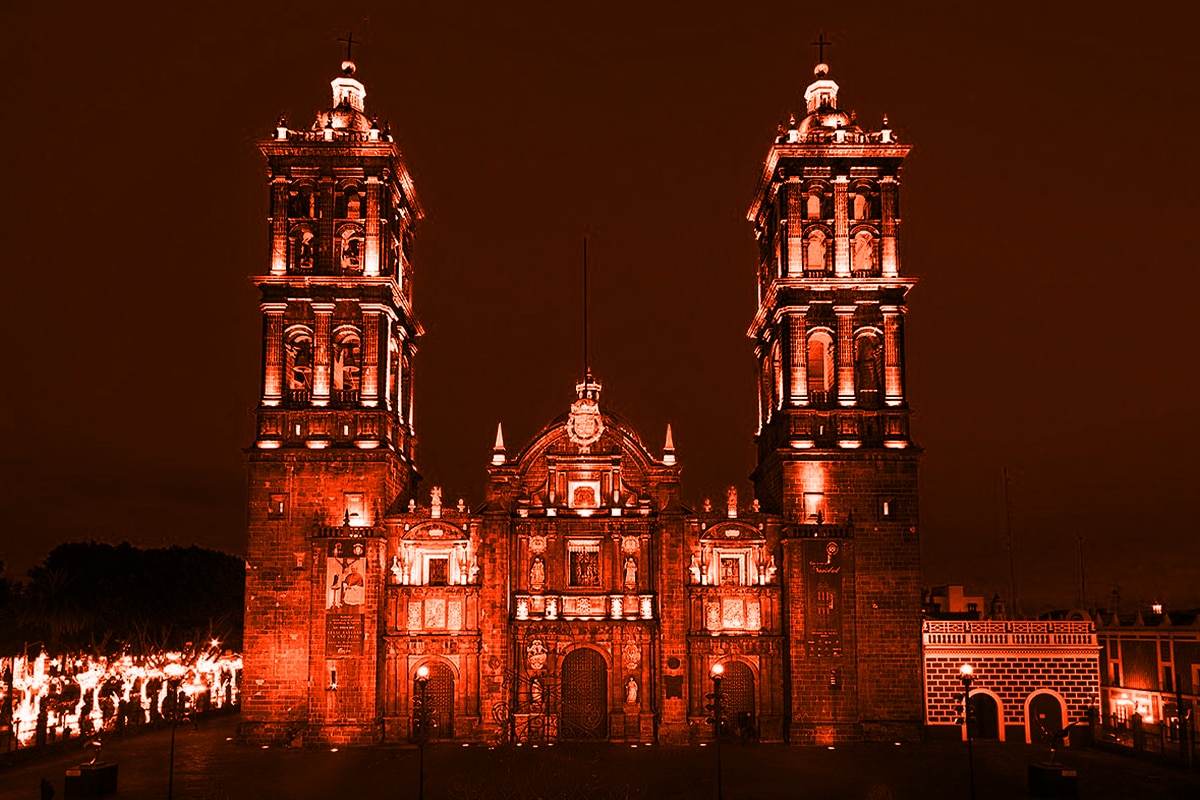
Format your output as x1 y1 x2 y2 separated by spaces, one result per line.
1096 609 1200 740
922 619 1100 743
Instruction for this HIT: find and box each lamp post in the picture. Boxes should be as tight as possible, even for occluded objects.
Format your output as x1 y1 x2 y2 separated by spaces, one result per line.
960 663 976 800
413 665 431 800
708 663 725 800
166 703 192 800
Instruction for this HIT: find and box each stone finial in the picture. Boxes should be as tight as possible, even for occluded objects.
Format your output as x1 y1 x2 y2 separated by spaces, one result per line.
492 422 506 465
663 424 676 465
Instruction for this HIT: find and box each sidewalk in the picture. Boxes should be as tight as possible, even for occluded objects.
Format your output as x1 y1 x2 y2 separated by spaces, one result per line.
2 714 1197 799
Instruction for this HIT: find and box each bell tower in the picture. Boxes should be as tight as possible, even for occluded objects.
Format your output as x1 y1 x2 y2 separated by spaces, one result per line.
240 56 423 745
747 60 922 740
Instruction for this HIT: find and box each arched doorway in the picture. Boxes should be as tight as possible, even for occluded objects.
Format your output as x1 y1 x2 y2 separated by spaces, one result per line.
720 661 756 741
414 663 454 739
1027 692 1065 744
968 693 1000 740
560 648 607 740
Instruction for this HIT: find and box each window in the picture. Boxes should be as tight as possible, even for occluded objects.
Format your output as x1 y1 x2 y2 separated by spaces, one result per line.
428 557 449 586
332 330 361 394
285 330 313 399
807 332 834 403
720 557 741 586
344 493 365 525
806 231 827 271
568 542 601 587
803 492 825 521
268 493 287 519
851 231 876 274
290 227 316 271
855 333 882 402
806 193 821 219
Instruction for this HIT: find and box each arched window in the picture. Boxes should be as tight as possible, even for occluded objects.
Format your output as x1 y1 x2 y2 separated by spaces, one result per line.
772 341 783 411
806 193 822 219
333 329 361 400
337 187 363 219
285 329 313 403
851 192 870 220
806 232 827 273
289 227 316 271
337 226 365 274
807 331 834 405
287 185 316 219
855 333 882 406
852 231 876 275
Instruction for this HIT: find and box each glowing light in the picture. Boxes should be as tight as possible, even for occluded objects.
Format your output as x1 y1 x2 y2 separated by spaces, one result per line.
837 439 862 449
789 439 814 449
884 439 908 449
416 665 430 680
257 440 282 449
306 440 330 449
3 648 242 748
1152 602 1163 614
354 440 380 449
711 662 724 677
959 663 973 677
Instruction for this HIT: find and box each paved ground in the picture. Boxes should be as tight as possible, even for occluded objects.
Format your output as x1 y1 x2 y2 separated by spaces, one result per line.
2 714 1197 799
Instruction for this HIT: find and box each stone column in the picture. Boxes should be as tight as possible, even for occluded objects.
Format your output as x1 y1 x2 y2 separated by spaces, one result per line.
882 305 904 406
364 176 381 277
312 302 334 406
754 345 764 433
261 303 287 405
833 176 850 277
834 305 856 406
318 178 335 271
786 182 805 277
787 308 808 406
361 304 383 407
403 343 416 430
270 176 288 275
881 176 899 277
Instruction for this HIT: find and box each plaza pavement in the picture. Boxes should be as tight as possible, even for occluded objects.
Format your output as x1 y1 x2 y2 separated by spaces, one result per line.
1 714 1196 799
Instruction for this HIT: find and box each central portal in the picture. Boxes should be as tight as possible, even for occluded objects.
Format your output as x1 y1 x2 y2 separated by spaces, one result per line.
560 648 608 740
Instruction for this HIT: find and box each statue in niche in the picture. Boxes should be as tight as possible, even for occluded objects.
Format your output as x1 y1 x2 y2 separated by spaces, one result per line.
530 677 544 707
853 232 875 273
766 555 778 583
529 556 546 591
623 557 638 589
726 486 738 516
346 191 361 218
688 554 701 584
625 677 639 704
430 486 442 516
807 234 826 271
468 555 479 583
390 555 404 584
297 235 314 269
457 549 469 584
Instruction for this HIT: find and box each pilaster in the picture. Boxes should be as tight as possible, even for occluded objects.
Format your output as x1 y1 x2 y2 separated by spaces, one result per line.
312 302 335 406
834 306 856 406
833 176 850 277
262 302 287 406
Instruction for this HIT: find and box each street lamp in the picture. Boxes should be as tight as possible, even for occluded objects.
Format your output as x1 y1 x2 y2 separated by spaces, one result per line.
413 665 431 800
707 663 725 800
960 663 976 800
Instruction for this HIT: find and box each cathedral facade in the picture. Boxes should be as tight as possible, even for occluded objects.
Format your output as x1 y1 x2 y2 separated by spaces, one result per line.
239 57 922 747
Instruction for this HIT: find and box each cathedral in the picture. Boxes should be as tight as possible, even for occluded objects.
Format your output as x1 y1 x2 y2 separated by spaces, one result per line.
239 54 922 747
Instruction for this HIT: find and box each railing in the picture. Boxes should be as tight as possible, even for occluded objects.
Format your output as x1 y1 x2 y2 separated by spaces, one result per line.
512 593 655 621
923 620 1097 646
285 388 311 405
282 130 389 143
333 389 360 406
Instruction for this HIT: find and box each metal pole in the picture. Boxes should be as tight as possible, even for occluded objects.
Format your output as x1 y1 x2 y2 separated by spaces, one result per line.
713 675 723 800
964 684 976 800
168 720 176 800
1003 467 1019 617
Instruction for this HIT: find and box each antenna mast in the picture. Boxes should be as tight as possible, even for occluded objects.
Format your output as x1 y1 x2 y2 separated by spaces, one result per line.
583 236 589 379
1003 467 1019 617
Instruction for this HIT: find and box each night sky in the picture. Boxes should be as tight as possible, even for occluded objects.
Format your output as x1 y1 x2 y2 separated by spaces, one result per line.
3 2 1198 614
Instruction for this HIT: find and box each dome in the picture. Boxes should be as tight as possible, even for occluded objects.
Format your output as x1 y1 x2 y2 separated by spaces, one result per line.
312 102 373 132
796 109 852 135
